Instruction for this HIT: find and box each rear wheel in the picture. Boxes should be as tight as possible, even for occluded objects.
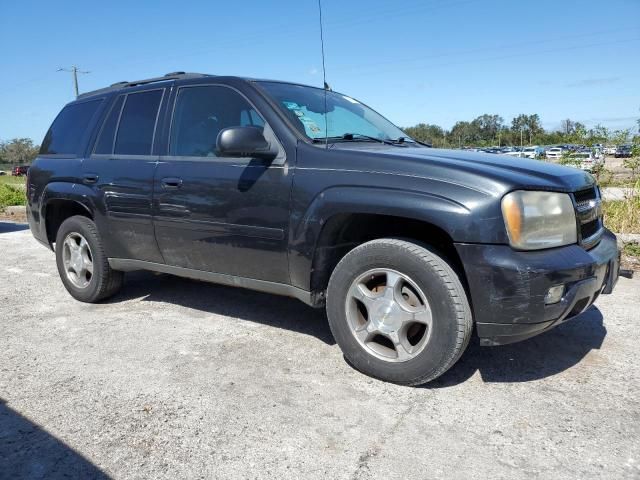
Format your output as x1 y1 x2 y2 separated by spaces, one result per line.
55 215 123 303
326 238 472 385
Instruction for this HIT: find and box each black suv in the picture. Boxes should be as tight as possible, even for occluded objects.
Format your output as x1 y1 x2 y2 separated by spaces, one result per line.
27 72 620 385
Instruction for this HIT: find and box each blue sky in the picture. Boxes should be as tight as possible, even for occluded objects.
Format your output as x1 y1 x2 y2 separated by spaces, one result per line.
1 0 639 143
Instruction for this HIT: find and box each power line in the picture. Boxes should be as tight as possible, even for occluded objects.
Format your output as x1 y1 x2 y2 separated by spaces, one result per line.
57 66 90 98
336 36 640 78
328 27 638 71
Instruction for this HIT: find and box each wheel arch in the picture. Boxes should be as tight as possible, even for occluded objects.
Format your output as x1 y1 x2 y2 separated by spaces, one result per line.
290 186 472 303
41 183 96 247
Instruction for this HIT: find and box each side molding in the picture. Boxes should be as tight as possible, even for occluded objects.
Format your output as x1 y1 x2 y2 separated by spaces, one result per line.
108 258 314 306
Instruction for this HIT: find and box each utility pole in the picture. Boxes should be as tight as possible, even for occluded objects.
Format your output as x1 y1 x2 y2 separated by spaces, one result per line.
57 66 90 98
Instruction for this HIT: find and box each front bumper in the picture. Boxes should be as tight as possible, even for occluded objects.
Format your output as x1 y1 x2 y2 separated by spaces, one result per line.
455 229 620 346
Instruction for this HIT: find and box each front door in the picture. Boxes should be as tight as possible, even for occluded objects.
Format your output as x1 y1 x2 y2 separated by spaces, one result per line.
152 84 292 283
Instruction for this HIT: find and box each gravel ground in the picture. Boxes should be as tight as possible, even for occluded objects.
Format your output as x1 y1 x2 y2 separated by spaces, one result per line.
1 222 639 480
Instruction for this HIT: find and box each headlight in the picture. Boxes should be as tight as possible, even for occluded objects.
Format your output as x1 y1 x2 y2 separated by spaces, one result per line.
501 191 577 250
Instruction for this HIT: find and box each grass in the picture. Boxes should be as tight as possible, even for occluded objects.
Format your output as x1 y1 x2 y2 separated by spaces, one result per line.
601 180 640 234
599 177 638 188
0 175 26 186
624 242 640 257
0 184 26 211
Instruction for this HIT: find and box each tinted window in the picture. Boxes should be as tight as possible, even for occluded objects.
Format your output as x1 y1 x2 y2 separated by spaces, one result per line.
94 95 124 154
40 99 103 155
170 86 265 157
114 90 163 155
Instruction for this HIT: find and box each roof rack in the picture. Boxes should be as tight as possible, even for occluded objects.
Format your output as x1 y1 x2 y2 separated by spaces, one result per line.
78 72 210 99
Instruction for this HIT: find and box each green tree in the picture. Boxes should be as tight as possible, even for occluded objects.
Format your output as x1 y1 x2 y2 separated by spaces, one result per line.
449 121 478 147
470 114 504 144
0 138 40 165
510 114 542 145
587 124 610 145
561 119 575 135
403 123 445 146
611 129 631 146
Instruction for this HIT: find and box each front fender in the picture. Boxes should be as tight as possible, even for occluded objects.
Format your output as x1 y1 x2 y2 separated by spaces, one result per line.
297 185 470 242
288 185 503 291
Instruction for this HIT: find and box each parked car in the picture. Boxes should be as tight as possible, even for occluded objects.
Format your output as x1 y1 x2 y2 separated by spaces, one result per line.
482 147 501 154
603 145 617 155
546 147 564 160
567 151 600 173
615 145 632 158
11 165 30 176
522 146 539 159
503 151 524 157
27 72 620 385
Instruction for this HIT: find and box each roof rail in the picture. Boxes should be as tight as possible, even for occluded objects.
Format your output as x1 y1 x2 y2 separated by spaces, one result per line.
79 72 210 99
119 72 207 88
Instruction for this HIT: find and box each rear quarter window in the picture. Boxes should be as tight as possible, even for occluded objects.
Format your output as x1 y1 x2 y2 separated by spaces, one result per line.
40 99 103 155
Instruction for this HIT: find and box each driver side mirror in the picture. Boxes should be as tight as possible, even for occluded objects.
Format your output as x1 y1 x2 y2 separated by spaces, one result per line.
216 126 278 161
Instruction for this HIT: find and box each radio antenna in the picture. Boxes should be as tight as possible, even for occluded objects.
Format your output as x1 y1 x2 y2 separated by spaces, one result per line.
318 0 329 148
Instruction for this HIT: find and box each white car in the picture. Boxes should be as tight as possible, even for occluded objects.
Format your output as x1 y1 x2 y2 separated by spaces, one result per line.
546 147 564 160
603 145 617 155
522 146 539 159
569 152 601 172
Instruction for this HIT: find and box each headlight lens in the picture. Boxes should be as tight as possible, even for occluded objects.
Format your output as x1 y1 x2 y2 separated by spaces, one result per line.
501 191 577 250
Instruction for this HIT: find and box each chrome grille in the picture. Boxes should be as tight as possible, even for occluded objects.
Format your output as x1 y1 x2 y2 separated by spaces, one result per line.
572 186 603 249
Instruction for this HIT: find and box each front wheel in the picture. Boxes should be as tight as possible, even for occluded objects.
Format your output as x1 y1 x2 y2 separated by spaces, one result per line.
326 238 473 385
55 215 123 303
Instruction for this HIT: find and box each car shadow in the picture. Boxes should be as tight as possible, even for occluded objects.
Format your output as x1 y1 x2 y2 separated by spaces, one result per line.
0 221 29 234
110 271 335 345
109 272 606 382
426 306 606 387
0 398 110 479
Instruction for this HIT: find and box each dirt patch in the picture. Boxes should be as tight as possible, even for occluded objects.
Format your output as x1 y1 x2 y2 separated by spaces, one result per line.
0 210 27 223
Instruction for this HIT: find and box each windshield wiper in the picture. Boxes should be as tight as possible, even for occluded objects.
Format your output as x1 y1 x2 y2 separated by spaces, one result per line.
341 133 395 145
391 137 431 147
312 133 407 146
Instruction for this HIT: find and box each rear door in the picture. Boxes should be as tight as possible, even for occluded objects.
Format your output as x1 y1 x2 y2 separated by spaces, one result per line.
84 88 166 262
152 84 292 283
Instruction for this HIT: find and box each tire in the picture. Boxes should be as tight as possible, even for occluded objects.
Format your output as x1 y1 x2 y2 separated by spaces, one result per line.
326 238 472 386
55 215 123 303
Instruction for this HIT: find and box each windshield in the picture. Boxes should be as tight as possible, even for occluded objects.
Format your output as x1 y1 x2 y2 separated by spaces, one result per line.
257 81 412 143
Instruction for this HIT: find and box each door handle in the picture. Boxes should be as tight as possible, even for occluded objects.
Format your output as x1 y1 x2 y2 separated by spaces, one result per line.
82 173 99 184
161 177 183 189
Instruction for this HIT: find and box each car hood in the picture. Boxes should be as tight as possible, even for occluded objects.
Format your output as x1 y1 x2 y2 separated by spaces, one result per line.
331 144 595 195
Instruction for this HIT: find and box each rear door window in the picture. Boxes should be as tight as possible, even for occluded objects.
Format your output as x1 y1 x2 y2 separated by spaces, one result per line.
40 99 103 155
114 90 163 155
